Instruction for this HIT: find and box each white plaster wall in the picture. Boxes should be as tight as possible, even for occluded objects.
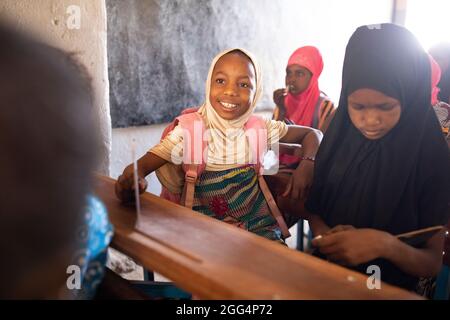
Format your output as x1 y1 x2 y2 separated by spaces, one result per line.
274 0 393 104
0 0 111 174
111 123 166 195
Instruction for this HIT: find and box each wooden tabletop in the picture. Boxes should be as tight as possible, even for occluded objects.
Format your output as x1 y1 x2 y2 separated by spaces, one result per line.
95 175 421 300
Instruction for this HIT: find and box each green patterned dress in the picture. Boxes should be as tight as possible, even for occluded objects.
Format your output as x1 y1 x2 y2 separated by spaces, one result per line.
192 165 284 242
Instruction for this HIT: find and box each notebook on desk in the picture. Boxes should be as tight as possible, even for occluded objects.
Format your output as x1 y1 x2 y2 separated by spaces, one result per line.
396 226 445 247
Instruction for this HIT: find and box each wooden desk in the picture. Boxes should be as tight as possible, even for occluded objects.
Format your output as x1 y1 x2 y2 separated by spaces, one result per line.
444 221 450 266
95 175 421 299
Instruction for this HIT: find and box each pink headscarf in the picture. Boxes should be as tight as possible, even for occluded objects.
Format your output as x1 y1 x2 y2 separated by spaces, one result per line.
284 46 323 126
429 54 441 106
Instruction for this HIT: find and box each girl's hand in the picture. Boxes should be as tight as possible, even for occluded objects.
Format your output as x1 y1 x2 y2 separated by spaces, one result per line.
115 165 148 203
308 215 331 237
323 224 355 236
273 88 288 109
282 160 314 201
311 228 393 266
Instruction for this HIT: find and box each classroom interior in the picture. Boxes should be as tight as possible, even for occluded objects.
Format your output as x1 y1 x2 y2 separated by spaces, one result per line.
0 0 449 300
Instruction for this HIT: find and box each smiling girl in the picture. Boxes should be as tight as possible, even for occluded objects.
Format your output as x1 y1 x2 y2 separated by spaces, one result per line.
115 48 322 243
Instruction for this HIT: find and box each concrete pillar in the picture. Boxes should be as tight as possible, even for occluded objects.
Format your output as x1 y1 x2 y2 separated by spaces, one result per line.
0 0 111 174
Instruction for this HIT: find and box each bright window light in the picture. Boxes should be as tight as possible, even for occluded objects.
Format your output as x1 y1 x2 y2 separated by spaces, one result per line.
405 0 450 50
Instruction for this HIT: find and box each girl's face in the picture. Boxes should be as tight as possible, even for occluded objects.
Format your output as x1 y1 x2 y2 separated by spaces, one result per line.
209 52 256 120
348 88 402 140
285 64 312 95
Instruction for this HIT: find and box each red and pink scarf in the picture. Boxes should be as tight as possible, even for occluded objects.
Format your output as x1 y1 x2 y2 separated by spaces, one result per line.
284 46 324 126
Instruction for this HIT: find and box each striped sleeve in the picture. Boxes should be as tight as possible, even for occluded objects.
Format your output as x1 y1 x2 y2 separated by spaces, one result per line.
149 125 184 164
265 119 288 146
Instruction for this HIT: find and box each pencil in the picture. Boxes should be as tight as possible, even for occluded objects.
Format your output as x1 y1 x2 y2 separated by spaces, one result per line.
131 139 142 217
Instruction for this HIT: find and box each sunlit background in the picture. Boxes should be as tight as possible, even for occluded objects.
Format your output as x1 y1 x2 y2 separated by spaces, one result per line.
405 0 450 50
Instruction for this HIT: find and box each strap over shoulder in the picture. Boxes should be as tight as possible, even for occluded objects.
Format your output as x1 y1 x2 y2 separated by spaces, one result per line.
176 111 206 209
174 111 207 174
244 115 268 175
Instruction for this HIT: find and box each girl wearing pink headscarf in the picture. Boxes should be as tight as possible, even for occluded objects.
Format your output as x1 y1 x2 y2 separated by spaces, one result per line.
273 46 335 132
429 54 450 142
273 46 335 167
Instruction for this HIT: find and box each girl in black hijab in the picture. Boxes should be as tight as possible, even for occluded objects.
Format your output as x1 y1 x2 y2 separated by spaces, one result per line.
306 23 450 291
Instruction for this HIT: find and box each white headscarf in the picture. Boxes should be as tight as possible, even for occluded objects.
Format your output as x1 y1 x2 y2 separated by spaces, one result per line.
154 48 263 193
198 48 263 169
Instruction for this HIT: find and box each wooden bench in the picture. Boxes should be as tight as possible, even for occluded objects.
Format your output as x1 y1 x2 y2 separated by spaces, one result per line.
94 175 421 299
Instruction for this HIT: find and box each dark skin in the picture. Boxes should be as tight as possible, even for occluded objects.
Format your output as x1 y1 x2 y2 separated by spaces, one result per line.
348 88 401 140
309 219 445 278
209 52 256 120
273 64 312 121
116 52 322 204
307 88 445 278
